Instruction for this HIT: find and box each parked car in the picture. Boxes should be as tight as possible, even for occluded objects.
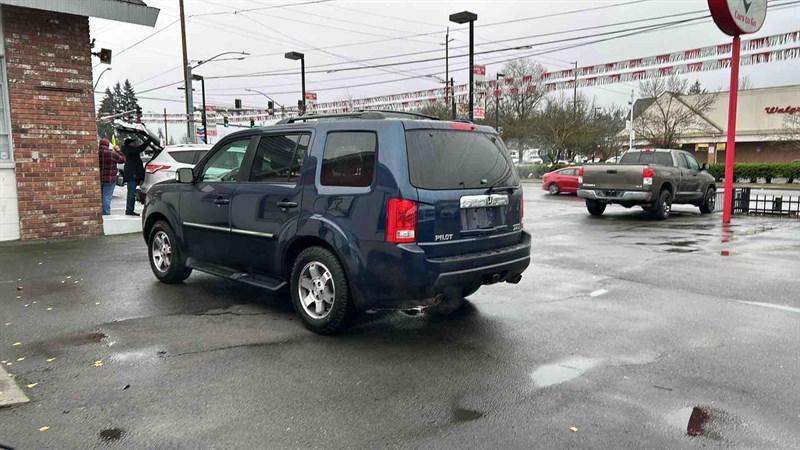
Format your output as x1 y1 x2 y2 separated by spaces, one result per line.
578 148 716 219
542 167 580 195
142 111 531 334
140 144 212 202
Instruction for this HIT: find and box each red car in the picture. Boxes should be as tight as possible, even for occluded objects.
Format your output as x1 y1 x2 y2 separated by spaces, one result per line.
542 167 581 195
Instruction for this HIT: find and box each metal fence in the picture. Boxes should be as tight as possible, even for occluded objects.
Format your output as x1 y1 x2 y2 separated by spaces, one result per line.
716 188 800 218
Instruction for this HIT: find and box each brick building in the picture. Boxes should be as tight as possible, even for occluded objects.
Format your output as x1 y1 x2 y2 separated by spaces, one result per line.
0 0 158 241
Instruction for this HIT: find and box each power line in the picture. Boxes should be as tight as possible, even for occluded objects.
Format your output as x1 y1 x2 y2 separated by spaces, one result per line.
188 0 336 18
93 19 179 69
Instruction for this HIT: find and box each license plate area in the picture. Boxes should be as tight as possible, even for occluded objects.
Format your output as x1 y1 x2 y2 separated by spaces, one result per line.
459 194 508 231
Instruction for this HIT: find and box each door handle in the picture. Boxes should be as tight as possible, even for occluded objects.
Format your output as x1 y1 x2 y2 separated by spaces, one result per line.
277 200 298 209
214 196 230 206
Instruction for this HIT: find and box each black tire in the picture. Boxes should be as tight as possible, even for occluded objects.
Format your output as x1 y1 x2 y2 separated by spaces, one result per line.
651 189 673 220
548 183 560 195
148 220 192 283
290 247 353 335
586 199 606 216
699 187 716 214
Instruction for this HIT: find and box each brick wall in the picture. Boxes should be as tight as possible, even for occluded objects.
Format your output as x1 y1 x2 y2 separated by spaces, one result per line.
4 6 102 240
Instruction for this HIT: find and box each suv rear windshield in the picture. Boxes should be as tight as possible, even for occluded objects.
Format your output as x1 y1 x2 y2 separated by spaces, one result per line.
619 151 674 166
405 129 518 190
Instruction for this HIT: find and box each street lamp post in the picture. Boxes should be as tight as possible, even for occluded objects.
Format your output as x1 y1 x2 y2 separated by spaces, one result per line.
245 88 284 118
449 11 477 121
284 51 306 115
495 72 504 130
192 74 207 144
93 67 112 90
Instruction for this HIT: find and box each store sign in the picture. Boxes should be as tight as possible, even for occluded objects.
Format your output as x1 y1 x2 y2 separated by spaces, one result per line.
473 65 486 83
304 92 318 101
708 0 767 36
473 106 485 120
764 106 800 114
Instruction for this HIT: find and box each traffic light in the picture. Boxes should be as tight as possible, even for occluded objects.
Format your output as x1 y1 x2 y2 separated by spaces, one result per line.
234 99 242 109
135 106 142 122
223 116 229 128
250 118 255 128
267 100 274 115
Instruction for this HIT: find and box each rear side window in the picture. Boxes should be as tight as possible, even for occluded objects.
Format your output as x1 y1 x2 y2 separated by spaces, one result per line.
405 130 517 190
619 151 674 167
169 150 206 164
249 133 310 183
320 131 376 187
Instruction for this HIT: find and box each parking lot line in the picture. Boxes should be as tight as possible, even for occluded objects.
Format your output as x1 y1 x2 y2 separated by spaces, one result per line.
737 301 800 314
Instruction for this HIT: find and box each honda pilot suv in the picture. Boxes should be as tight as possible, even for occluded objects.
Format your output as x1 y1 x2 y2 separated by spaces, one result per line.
142 111 531 334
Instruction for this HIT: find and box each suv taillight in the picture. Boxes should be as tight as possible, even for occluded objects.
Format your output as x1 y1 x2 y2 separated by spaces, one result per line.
146 164 171 174
578 166 584 185
643 167 654 186
386 198 417 244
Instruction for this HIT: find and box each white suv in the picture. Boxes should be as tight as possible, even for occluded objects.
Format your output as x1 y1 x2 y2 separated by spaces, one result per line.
139 144 212 201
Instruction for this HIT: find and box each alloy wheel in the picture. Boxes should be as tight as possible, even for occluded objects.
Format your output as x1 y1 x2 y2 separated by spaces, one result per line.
298 261 335 319
151 230 172 273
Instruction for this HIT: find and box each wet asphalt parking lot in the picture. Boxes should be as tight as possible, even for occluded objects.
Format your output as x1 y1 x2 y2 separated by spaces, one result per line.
1 183 799 449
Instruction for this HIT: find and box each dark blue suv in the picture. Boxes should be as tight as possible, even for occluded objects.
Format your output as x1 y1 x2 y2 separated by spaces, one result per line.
142 111 530 334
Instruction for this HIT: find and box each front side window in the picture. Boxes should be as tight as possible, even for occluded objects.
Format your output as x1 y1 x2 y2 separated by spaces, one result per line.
320 131 376 187
249 133 311 183
200 139 250 182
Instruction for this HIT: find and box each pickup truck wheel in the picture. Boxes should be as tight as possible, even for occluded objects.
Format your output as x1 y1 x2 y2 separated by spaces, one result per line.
652 190 673 220
548 183 560 195
586 199 606 216
148 221 192 284
699 187 716 214
290 247 353 335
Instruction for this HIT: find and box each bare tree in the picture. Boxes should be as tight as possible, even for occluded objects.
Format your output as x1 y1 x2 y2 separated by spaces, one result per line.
532 94 589 163
634 75 718 148
498 58 547 122
418 101 453 120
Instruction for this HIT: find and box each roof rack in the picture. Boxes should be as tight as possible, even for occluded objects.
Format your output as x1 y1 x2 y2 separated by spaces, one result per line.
276 110 440 124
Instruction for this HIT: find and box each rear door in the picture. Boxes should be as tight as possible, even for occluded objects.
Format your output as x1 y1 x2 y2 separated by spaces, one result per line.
679 152 703 200
404 124 523 259
228 131 311 274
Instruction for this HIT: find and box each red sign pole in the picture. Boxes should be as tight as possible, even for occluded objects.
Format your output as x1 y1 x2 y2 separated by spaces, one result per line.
722 34 741 224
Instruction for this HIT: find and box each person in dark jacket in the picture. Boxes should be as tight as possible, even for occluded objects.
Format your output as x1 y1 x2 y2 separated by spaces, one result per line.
122 137 148 216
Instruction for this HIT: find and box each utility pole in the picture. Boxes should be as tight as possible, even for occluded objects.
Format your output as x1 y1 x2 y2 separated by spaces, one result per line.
628 90 636 153
179 0 194 143
495 72 505 130
572 61 578 118
163 108 168 145
451 77 456 120
445 27 450 107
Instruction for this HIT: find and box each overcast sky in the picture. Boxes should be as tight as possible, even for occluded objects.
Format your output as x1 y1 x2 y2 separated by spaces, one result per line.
90 0 800 114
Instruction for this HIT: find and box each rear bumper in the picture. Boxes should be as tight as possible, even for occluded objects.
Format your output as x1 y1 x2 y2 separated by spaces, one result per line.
578 189 652 202
350 231 531 309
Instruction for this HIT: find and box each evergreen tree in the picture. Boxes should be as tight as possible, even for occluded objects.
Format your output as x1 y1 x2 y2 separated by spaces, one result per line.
121 79 139 115
96 87 115 139
112 82 125 114
688 80 704 95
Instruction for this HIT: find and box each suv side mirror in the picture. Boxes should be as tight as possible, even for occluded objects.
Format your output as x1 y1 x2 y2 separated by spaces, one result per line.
177 167 195 183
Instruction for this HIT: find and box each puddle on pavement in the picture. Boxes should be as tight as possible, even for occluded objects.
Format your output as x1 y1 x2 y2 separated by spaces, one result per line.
109 346 164 364
665 406 723 440
452 407 483 422
99 428 125 441
24 331 108 355
530 357 600 388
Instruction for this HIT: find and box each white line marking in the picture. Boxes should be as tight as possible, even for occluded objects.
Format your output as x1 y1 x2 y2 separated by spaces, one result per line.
590 289 609 297
737 301 800 314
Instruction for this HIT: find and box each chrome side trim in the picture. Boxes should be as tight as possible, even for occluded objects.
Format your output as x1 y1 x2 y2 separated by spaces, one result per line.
230 228 275 239
460 194 509 208
183 222 230 232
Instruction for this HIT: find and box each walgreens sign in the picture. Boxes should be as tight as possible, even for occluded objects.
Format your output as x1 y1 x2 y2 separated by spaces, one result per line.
765 106 800 114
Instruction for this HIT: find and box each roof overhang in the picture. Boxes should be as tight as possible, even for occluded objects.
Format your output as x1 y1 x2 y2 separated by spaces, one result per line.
0 0 159 27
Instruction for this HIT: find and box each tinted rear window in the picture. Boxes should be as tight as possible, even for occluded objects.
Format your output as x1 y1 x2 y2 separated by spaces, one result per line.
619 151 674 166
405 130 517 190
169 150 207 164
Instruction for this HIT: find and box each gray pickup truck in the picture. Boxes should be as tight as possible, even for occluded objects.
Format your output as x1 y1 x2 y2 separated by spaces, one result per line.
578 148 716 219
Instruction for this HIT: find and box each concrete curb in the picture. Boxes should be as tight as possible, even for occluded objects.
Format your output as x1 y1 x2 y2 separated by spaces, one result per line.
0 365 29 408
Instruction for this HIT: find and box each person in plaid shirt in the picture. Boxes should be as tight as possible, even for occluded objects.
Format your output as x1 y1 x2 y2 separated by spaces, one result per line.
98 138 125 215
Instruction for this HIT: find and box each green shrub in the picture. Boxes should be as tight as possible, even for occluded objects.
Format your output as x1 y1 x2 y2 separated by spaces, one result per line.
707 163 800 184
